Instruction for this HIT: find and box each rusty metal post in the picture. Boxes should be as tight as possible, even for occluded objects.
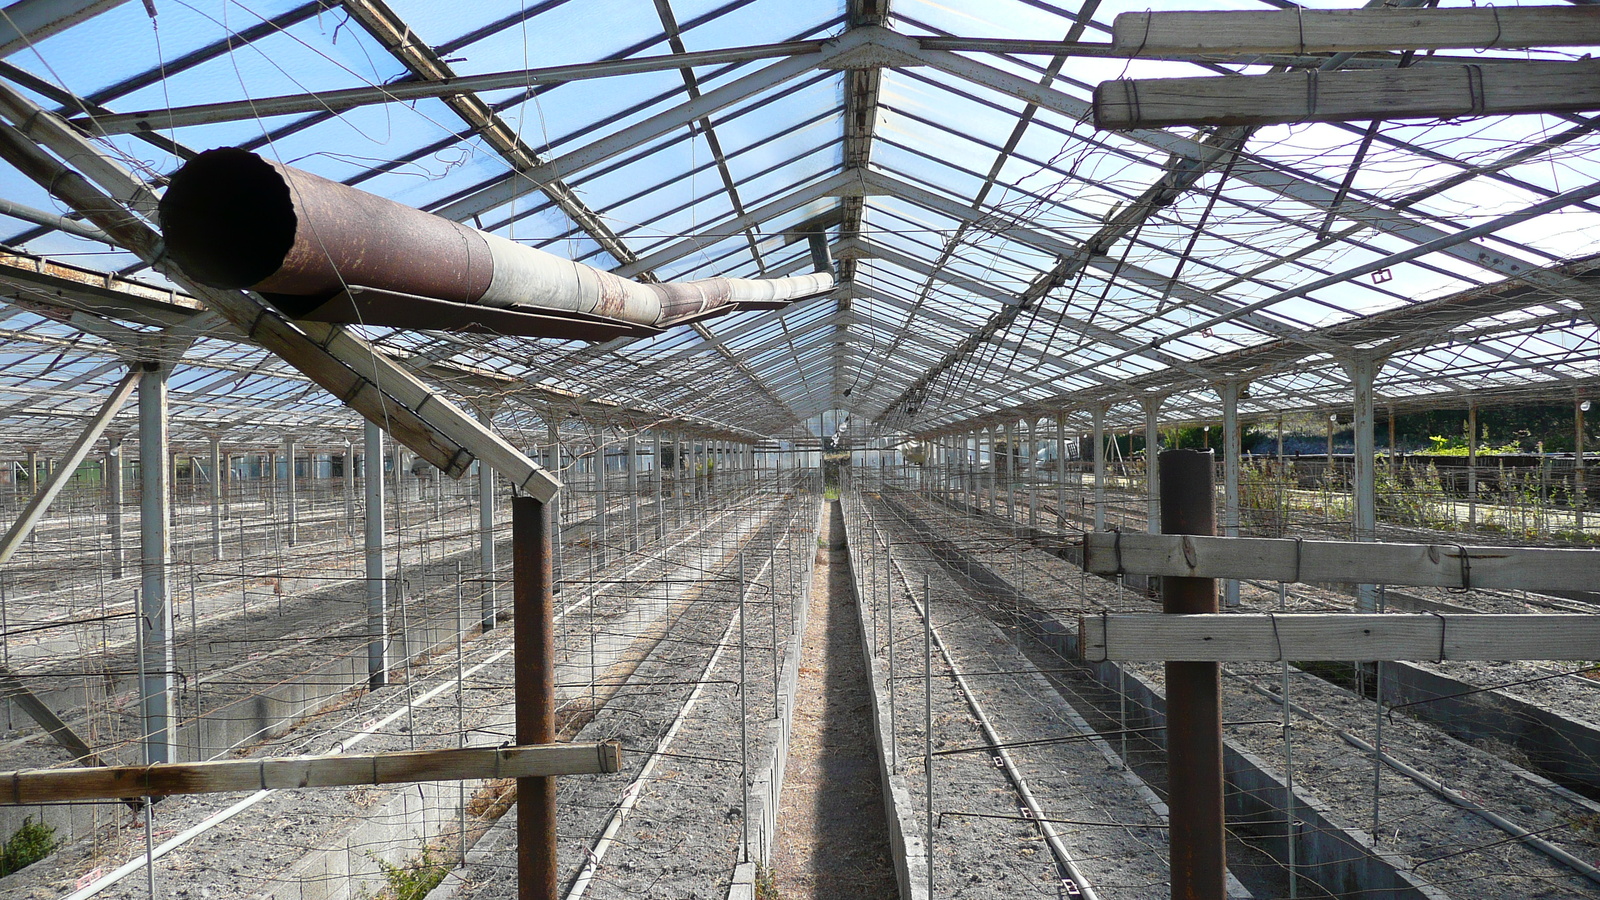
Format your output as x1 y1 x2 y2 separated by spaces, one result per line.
513 496 556 900
1159 449 1224 900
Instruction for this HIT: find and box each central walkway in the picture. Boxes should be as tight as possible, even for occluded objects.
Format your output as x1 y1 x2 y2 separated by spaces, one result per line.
770 499 898 898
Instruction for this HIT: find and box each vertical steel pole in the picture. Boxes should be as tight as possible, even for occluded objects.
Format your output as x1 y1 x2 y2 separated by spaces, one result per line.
625 435 639 552
1219 381 1243 608
1576 397 1586 532
1467 402 1479 529
209 435 223 559
546 420 563 580
284 436 298 545
475 406 498 629
107 433 125 578
1092 405 1107 531
365 422 389 686
514 495 557 900
1160 449 1224 900
1056 411 1068 531
1346 355 1380 611
344 439 355 538
138 363 174 764
1144 397 1163 535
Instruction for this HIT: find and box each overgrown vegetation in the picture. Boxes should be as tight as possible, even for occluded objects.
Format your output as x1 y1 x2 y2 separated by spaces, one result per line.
0 817 58 878
373 847 449 900
754 864 782 900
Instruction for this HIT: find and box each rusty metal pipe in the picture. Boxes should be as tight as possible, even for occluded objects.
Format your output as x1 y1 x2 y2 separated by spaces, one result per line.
1159 448 1225 900
513 495 556 900
158 148 832 334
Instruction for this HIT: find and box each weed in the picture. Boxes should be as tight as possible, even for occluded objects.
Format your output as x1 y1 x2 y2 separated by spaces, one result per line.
754 864 782 900
375 846 449 900
0 816 58 878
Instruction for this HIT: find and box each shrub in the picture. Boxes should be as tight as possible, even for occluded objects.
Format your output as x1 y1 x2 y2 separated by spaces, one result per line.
0 817 58 878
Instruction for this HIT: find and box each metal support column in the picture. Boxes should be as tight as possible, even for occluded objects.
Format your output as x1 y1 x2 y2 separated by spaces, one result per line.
985 428 997 513
209 435 223 559
1467 401 1479 528
545 420 563 580
479 407 499 630
513 495 557 900
1344 354 1382 611
625 435 639 551
1027 418 1039 530
285 437 298 545
1219 381 1244 608
107 432 125 578
343 438 355 537
1144 396 1163 535
138 362 175 765
364 421 389 687
592 434 607 563
1576 396 1587 533
1056 411 1068 531
1160 449 1224 900
1092 405 1107 531
1004 420 1016 526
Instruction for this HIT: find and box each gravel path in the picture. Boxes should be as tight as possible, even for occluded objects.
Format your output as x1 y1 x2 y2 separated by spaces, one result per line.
770 500 897 900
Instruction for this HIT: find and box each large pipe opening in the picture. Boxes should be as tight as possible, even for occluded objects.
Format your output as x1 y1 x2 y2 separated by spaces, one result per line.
160 147 296 291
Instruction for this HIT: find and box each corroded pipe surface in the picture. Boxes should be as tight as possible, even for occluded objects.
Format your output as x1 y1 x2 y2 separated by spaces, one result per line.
159 148 832 334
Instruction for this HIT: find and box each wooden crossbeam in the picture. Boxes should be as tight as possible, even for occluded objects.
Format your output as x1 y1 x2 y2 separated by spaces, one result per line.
1 742 622 805
1093 60 1600 129
1079 613 1600 662
1082 532 1599 592
1111 7 1600 56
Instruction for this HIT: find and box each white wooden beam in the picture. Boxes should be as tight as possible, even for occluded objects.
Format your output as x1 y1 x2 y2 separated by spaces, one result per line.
1079 613 1600 662
1 742 623 805
1094 60 1600 130
1111 7 1600 56
1082 532 1600 593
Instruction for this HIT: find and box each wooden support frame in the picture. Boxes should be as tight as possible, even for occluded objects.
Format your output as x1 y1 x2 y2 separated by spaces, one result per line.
1111 7 1600 56
1082 532 1599 592
0 742 622 805
1079 613 1600 663
1093 60 1600 129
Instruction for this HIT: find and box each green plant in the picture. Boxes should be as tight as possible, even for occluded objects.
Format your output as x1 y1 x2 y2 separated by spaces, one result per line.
375 847 448 900
1420 434 1521 456
1 816 58 877
754 864 782 900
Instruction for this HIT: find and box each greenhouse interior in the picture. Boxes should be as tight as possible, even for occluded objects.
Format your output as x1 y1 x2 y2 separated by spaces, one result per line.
0 2 1599 899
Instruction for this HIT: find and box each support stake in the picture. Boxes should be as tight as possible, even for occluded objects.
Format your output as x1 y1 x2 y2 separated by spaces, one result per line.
1160 449 1224 900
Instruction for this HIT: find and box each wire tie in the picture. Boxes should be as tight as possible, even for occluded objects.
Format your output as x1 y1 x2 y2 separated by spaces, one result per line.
1432 610 1448 661
1296 4 1307 55
1112 527 1125 575
1269 611 1284 662
1465 65 1486 117
1306 70 1319 118
1291 537 1304 584
1448 543 1472 593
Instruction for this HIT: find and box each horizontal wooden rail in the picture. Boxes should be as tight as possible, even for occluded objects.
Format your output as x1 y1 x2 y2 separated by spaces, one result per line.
2 742 623 805
1093 60 1600 129
1082 532 1600 592
1078 613 1600 662
1111 7 1600 56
